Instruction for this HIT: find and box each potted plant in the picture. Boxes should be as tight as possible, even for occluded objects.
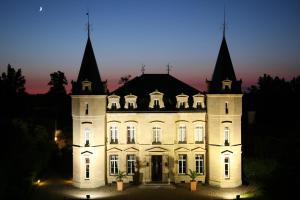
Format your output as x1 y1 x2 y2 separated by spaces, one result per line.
188 169 200 191
116 171 127 191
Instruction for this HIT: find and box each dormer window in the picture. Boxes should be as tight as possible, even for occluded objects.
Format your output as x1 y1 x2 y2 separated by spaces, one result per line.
222 79 232 91
149 90 165 109
82 80 92 92
107 95 121 110
193 93 205 109
176 93 189 109
124 94 137 110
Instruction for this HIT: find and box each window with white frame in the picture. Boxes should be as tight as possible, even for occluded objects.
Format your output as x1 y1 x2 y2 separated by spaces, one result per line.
195 126 204 143
224 127 230 145
152 126 161 143
110 126 118 144
127 126 135 144
224 157 230 179
127 155 136 175
178 126 186 143
84 128 90 146
195 154 204 175
110 155 119 175
85 158 90 179
178 154 187 174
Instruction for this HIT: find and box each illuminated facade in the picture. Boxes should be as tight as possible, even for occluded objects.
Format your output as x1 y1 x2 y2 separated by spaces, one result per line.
71 32 242 188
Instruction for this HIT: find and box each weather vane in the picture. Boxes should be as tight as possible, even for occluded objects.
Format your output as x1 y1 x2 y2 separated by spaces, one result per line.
86 11 91 37
141 64 146 75
222 5 227 37
166 63 172 74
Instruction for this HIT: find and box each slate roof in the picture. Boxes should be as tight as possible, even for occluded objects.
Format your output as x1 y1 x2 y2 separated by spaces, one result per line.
110 74 202 111
207 36 242 93
72 36 106 95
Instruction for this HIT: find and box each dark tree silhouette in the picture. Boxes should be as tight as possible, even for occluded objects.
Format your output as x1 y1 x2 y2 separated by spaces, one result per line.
48 71 68 94
0 64 26 95
118 74 131 85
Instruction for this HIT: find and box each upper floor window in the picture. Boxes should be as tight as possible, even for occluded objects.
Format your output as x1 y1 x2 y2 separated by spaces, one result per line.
107 94 121 110
178 126 186 143
84 128 90 147
110 155 119 175
178 154 187 175
152 127 161 144
193 93 205 109
110 126 118 144
85 158 90 179
127 126 135 144
222 79 232 91
111 102 117 110
224 157 230 179
127 155 136 175
124 94 137 110
176 93 189 109
225 102 229 114
195 126 204 143
82 80 92 92
224 127 230 146
195 154 204 175
149 90 165 109
85 103 89 115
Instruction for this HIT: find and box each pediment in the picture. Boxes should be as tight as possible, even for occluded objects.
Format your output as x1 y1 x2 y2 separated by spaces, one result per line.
81 151 93 155
174 147 190 152
124 147 139 152
145 147 168 152
191 146 206 152
107 147 122 152
221 150 233 154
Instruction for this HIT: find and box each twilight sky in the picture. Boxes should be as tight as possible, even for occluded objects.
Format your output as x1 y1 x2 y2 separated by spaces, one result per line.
0 0 300 94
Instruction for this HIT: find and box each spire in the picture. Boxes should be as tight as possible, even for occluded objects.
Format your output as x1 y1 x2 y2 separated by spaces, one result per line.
223 5 226 38
72 13 106 95
87 12 90 38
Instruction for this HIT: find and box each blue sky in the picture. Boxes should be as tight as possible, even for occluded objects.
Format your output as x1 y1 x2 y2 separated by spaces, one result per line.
0 0 299 93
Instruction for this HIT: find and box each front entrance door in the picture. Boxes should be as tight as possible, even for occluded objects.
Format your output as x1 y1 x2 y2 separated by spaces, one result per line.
151 155 162 181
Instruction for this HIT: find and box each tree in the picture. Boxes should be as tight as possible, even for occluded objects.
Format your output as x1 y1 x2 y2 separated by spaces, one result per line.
0 64 26 95
118 75 131 85
48 71 68 94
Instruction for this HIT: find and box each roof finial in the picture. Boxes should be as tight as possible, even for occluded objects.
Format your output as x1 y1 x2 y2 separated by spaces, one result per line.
166 63 172 74
223 5 226 38
86 11 90 38
141 64 146 75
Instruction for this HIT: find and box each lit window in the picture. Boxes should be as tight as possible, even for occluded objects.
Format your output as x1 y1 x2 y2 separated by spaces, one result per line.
224 157 230 179
178 126 186 143
127 155 136 175
110 126 118 144
127 126 135 144
224 127 230 146
195 154 204 175
110 155 119 175
178 154 187 174
195 126 203 143
152 127 161 144
84 128 90 147
85 158 90 179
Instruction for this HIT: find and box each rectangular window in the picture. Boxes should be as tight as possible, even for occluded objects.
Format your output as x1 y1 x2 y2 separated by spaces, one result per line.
224 157 230 179
127 155 136 175
85 158 90 179
178 126 186 143
195 154 204 175
128 102 134 110
154 99 159 109
111 102 117 110
127 126 135 144
225 102 229 114
152 127 161 144
178 154 187 174
224 127 230 146
85 103 89 115
110 126 118 144
110 155 119 175
195 126 203 143
84 128 90 147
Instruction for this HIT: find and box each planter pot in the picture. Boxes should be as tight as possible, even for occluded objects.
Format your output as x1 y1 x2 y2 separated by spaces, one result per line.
190 181 197 191
117 181 124 191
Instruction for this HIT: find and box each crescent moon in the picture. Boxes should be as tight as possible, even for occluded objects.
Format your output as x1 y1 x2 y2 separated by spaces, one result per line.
39 6 43 12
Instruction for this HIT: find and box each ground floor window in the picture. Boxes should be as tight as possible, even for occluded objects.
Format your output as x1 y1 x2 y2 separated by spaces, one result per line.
224 157 230 179
178 154 187 174
110 155 119 175
85 158 90 179
195 154 204 175
127 155 136 175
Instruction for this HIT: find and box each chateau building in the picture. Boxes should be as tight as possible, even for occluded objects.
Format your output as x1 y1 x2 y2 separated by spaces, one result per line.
71 28 243 188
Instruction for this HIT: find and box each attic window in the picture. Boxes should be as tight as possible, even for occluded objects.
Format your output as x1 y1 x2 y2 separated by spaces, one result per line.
149 90 165 109
82 80 92 92
107 95 121 110
176 93 189 109
222 79 232 91
193 93 205 109
124 94 137 110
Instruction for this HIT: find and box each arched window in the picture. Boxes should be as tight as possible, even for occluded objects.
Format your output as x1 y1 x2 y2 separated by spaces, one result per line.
84 128 90 147
224 127 229 146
